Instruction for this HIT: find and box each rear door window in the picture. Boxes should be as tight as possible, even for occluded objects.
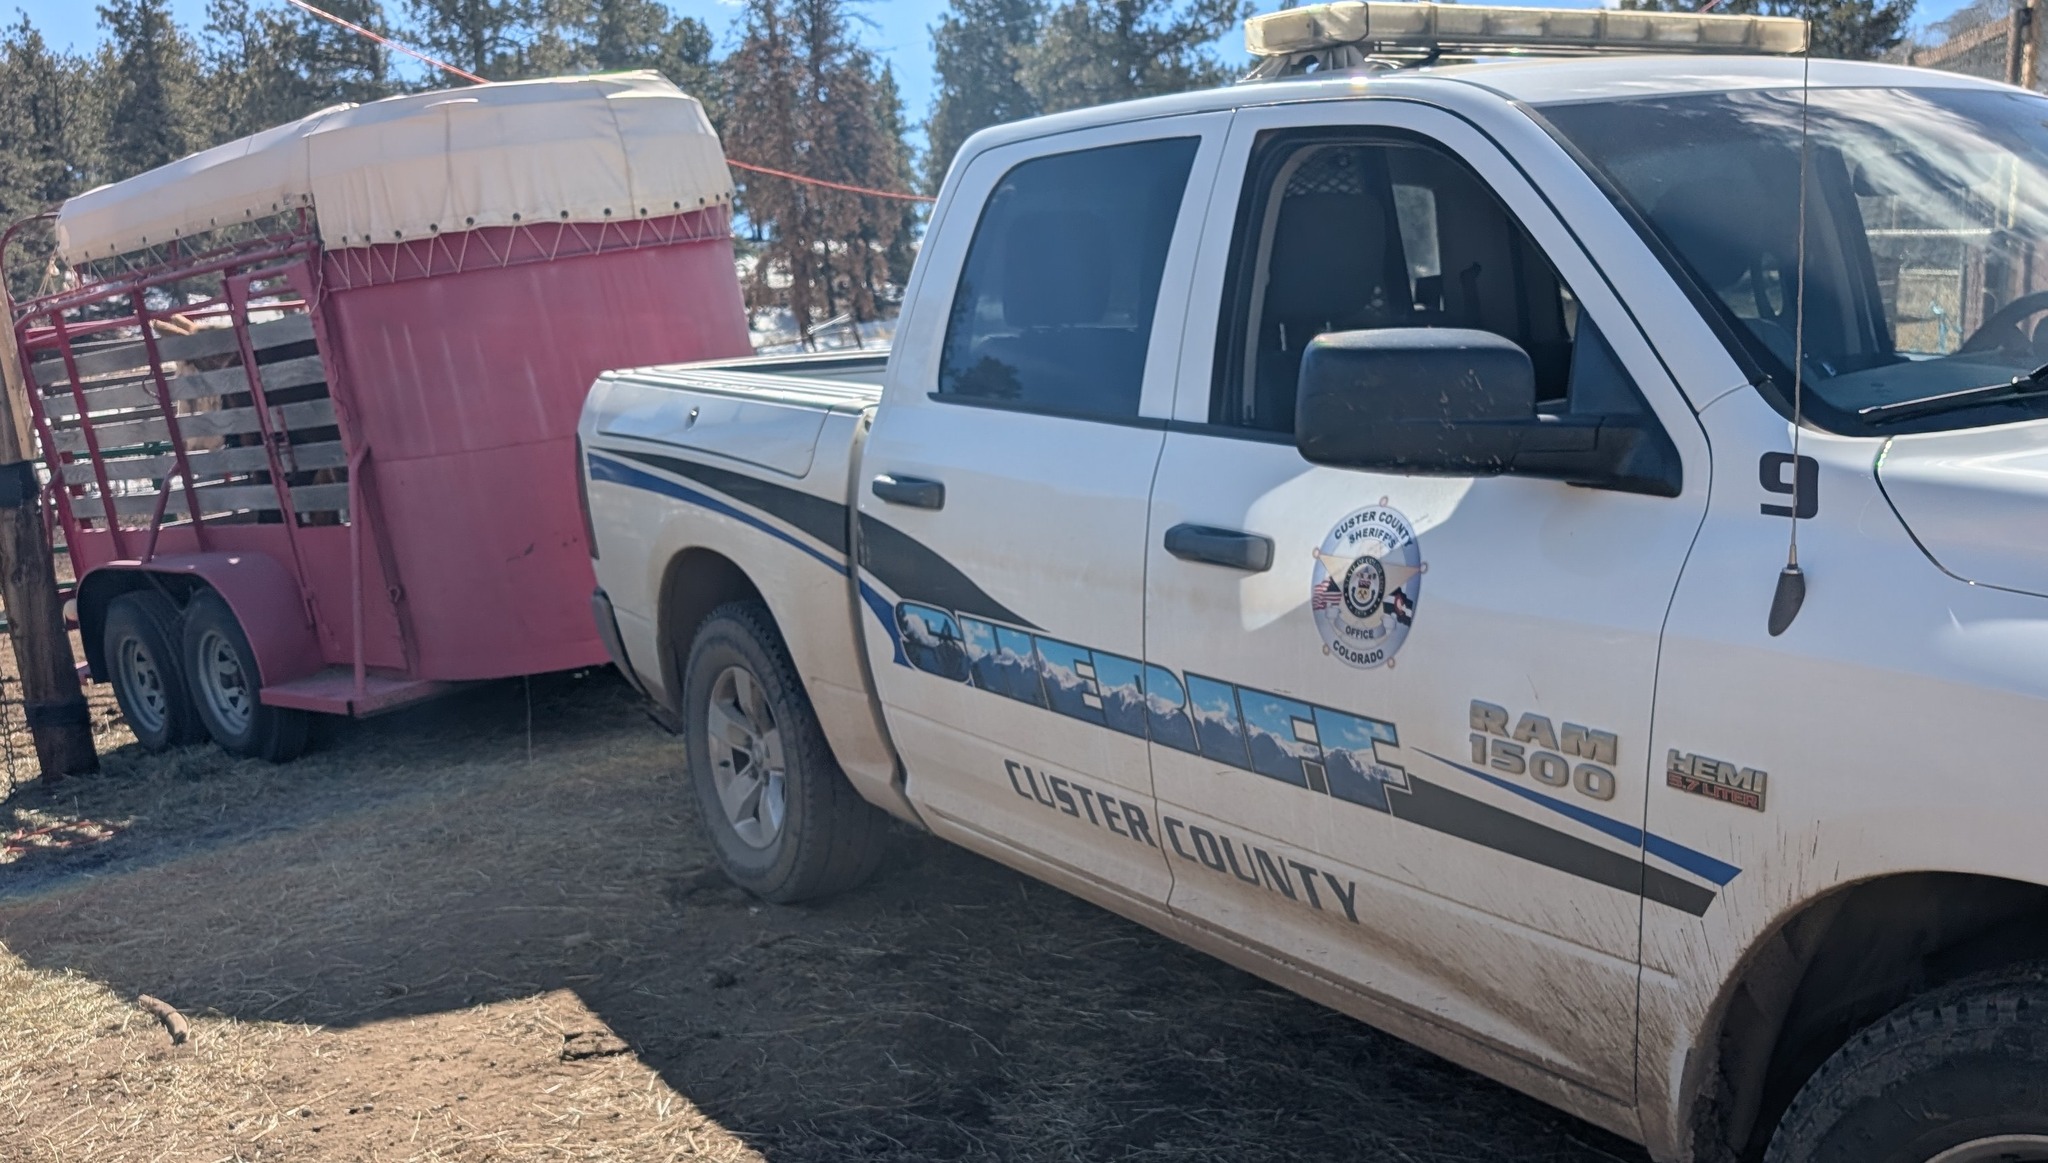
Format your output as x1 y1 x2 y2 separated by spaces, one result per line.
937 138 1200 421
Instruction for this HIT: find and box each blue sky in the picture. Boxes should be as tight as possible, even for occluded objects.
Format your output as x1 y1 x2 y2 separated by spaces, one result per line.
13 0 1977 139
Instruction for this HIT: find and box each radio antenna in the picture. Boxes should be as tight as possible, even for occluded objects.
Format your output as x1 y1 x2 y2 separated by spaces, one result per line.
1767 11 1814 636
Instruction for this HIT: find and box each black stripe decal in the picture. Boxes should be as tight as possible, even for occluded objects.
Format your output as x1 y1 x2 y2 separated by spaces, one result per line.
858 513 1040 630
612 449 849 553
1390 777 1716 916
606 446 1037 630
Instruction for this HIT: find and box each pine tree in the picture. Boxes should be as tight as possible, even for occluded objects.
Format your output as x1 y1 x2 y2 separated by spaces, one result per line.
0 18 84 217
874 63 922 292
652 12 722 124
727 0 807 321
0 17 91 298
925 0 1042 191
202 0 313 138
526 0 721 117
296 0 395 107
1019 0 1248 115
403 0 535 79
588 0 674 67
97 0 206 180
1618 0 1913 59
727 0 908 339
201 1 395 142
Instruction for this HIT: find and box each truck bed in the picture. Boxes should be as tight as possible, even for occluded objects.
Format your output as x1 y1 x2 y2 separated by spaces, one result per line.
580 343 903 824
589 350 886 478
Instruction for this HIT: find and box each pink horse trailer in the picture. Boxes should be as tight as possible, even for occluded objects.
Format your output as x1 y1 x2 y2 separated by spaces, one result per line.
4 73 751 759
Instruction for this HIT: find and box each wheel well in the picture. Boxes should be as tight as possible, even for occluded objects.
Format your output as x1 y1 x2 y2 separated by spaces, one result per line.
656 548 765 715
76 570 207 679
1690 871 2048 1161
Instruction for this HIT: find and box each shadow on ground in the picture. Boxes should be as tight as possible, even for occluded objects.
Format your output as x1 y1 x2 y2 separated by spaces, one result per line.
0 670 1649 1162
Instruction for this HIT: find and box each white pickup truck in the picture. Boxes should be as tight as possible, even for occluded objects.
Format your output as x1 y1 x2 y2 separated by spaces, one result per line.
579 8 2048 1160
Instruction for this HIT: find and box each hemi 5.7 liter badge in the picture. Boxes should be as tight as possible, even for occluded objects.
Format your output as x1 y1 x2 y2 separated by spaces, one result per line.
1667 750 1768 812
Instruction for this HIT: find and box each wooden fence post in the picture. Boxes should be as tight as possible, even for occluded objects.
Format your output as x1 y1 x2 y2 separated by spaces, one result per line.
2010 0 2037 87
2026 0 2043 90
0 283 98 780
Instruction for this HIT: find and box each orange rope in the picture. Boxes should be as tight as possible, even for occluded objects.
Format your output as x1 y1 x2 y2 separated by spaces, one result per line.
284 0 936 204
728 160 935 203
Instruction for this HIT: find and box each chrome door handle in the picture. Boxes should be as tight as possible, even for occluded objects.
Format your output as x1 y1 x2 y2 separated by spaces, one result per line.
871 474 945 510
1164 523 1274 572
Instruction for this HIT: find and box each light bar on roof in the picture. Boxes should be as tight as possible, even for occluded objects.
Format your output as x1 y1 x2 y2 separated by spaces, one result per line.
1245 1 1808 60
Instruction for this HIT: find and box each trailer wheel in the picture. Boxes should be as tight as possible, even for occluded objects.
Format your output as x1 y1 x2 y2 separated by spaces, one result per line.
1763 964 2048 1163
682 601 888 903
180 591 311 762
103 590 201 751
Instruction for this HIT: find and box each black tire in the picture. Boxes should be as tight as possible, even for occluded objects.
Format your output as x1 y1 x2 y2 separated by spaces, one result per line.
1764 965 2048 1163
681 600 888 903
102 590 202 751
180 590 311 763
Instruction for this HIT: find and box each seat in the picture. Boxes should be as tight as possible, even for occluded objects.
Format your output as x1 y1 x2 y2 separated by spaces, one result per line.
1252 190 1393 428
1648 178 1808 375
959 208 1149 418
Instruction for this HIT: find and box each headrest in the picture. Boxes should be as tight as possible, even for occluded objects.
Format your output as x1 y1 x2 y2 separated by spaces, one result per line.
1649 176 1792 294
1001 209 1114 329
1264 192 1387 321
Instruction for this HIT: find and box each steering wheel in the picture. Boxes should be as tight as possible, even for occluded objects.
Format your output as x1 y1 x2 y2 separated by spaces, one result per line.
1958 289 2048 354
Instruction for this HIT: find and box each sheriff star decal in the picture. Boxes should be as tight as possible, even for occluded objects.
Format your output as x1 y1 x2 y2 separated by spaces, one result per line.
1312 500 1426 670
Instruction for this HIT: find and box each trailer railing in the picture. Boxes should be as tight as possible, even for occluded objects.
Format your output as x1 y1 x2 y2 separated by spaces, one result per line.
9 224 347 636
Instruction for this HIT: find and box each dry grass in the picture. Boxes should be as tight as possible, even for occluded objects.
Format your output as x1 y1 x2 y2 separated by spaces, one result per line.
0 661 1649 1162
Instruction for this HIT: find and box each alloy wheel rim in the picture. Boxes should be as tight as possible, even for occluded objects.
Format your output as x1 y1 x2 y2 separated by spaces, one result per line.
117 635 168 734
196 629 254 736
705 664 787 850
1928 1135 2048 1163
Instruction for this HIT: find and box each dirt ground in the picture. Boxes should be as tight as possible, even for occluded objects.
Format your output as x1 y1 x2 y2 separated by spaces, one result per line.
0 657 1653 1162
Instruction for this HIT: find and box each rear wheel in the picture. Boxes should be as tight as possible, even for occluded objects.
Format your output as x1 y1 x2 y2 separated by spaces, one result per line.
181 590 311 762
103 590 200 751
1764 966 2048 1163
681 601 888 903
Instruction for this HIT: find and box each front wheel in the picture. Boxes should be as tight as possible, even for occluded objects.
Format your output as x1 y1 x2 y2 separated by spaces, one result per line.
181 591 311 762
681 601 888 903
1764 966 2048 1163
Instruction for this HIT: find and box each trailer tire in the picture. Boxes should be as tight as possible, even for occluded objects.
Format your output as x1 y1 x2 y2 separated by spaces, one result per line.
103 590 202 751
181 591 311 763
1762 964 2048 1163
682 601 887 904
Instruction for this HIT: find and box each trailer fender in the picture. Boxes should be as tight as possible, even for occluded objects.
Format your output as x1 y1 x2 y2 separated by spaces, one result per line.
77 554 324 688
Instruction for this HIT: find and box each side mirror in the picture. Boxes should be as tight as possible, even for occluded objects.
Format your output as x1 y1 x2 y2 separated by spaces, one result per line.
1295 328 1538 473
1293 328 1678 496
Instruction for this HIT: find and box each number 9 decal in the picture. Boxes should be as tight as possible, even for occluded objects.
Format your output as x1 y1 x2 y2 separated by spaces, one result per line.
1759 452 1818 519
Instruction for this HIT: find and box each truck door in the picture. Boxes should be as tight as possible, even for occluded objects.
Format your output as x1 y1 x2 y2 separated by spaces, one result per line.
1140 104 1715 1100
857 115 1229 912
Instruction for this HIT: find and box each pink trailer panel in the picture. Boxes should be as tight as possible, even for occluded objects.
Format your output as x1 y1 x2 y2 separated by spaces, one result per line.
317 211 751 682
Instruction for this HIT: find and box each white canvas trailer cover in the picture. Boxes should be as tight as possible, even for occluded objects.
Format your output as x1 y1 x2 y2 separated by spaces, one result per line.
55 71 734 264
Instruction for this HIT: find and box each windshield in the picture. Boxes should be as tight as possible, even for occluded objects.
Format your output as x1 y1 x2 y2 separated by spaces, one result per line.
1543 86 2048 434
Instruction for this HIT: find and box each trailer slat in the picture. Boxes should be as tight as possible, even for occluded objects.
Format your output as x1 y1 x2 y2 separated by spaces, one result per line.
94 480 351 519
64 439 350 486
31 314 316 387
50 397 337 453
42 354 328 421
